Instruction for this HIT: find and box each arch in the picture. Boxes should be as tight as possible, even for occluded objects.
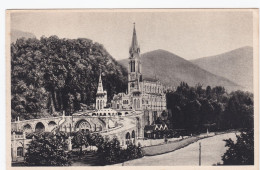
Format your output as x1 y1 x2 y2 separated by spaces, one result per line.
35 122 45 133
131 130 135 138
100 100 103 109
75 119 91 131
125 132 131 145
125 112 129 115
136 117 141 138
92 113 96 116
103 113 106 116
118 112 122 116
17 147 23 157
134 99 136 109
97 100 100 110
137 99 140 108
125 132 131 139
23 124 33 133
48 121 57 128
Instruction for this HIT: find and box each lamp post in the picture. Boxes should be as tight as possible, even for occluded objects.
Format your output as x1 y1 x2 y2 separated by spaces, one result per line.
199 142 201 166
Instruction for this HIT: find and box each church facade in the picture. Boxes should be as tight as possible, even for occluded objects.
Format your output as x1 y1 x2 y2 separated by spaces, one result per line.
110 25 167 126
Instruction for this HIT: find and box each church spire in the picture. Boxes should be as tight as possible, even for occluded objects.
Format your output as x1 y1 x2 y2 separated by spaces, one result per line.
97 73 104 94
129 23 140 54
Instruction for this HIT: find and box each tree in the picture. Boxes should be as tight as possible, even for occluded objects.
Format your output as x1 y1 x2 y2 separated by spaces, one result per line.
11 36 128 120
25 133 71 166
224 91 253 129
72 130 89 155
222 129 254 165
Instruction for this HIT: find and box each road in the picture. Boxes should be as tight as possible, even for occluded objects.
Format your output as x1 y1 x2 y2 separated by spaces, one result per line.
123 133 237 166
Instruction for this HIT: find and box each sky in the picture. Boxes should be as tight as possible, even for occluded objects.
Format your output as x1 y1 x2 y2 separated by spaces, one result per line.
10 9 253 60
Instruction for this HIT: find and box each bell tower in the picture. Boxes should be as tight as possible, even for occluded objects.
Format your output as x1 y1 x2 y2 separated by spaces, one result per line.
128 23 142 94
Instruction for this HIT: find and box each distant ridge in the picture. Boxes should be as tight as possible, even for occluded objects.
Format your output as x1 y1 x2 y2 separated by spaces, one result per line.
118 49 241 92
11 29 36 43
191 46 253 92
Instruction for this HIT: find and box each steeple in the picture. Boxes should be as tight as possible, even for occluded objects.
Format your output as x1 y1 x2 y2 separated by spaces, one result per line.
128 23 142 94
97 73 104 94
129 23 140 55
96 72 107 110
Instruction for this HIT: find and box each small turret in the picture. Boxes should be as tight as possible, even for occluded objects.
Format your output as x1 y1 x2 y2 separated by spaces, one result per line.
96 73 107 110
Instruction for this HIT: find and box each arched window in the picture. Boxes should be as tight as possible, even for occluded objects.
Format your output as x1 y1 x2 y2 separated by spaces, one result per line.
97 100 99 110
100 100 103 109
137 99 140 108
125 132 131 145
17 147 23 157
134 99 136 109
131 130 135 138
131 61 135 72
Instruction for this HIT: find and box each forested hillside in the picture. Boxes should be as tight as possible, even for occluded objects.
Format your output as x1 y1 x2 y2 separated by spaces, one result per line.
11 36 128 121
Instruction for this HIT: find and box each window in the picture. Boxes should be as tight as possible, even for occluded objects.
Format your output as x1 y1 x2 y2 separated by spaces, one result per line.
17 147 23 157
137 99 140 108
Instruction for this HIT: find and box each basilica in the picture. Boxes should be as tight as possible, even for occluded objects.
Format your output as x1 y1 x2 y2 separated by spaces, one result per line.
96 24 167 126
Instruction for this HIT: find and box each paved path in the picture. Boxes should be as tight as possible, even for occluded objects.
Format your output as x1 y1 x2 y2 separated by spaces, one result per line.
122 133 237 166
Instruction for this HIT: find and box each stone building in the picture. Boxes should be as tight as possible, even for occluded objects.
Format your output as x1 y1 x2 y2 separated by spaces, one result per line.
111 24 167 126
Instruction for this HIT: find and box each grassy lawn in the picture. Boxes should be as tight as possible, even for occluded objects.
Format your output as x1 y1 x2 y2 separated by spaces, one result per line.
143 136 208 156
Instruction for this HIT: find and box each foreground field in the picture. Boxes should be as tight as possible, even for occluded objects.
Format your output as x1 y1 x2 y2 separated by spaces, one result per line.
122 133 237 166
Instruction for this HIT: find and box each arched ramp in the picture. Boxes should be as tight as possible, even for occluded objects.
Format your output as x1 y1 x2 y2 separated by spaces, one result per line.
23 124 33 133
35 122 45 133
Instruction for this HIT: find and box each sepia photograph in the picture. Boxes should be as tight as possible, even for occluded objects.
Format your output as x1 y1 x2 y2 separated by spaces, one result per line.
6 9 258 168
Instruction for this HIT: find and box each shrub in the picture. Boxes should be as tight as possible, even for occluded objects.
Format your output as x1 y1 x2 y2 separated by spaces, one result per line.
25 134 71 166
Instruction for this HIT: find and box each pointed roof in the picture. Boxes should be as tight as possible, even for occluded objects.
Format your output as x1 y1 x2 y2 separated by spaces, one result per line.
129 23 139 54
97 73 104 94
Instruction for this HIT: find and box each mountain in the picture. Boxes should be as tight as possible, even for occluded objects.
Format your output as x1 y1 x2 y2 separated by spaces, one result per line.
118 49 241 92
191 46 253 92
11 29 36 43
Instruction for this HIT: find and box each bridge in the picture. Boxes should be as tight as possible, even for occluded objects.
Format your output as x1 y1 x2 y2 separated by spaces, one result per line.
11 110 146 163
11 109 144 139
11 114 117 134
